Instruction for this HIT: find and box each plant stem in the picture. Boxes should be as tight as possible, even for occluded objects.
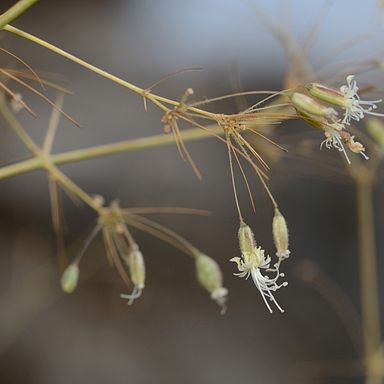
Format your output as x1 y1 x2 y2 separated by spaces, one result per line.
0 103 101 212
0 0 39 29
0 125 221 181
2 25 218 121
355 171 382 383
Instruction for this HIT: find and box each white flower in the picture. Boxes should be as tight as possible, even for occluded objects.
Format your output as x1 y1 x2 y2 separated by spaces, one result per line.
320 123 351 164
320 122 368 163
231 245 287 314
340 75 384 125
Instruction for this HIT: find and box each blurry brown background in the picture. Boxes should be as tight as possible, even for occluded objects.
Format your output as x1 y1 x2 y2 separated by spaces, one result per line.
1 0 383 383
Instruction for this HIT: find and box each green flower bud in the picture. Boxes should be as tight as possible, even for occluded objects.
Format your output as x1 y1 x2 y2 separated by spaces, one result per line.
120 245 146 305
272 208 290 259
127 245 145 289
366 117 384 147
61 263 79 293
195 253 228 311
291 92 338 121
307 83 346 108
238 221 256 256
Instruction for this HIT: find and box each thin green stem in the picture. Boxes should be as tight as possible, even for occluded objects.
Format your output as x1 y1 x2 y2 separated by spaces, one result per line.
0 103 101 212
0 125 222 181
3 25 218 121
0 0 39 29
355 171 382 384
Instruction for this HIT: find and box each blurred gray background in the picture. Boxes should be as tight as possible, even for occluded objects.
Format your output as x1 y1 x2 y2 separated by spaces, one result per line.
1 0 384 383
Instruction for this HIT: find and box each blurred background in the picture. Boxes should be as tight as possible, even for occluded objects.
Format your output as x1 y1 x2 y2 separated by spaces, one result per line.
1 0 384 383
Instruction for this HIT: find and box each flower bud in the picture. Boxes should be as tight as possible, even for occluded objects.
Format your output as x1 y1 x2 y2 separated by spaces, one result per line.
61 263 79 293
307 83 346 108
290 92 338 120
127 245 145 289
272 208 290 259
10 93 24 113
238 221 256 255
366 117 384 147
120 245 146 305
195 253 228 311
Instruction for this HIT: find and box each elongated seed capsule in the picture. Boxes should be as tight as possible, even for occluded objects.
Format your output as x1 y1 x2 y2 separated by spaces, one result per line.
128 245 145 289
238 221 256 255
195 253 228 308
272 208 290 259
307 83 346 108
290 92 338 120
61 263 79 293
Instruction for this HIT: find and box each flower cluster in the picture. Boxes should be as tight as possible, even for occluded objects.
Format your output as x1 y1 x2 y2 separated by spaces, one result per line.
291 75 384 164
60 201 227 310
231 209 289 314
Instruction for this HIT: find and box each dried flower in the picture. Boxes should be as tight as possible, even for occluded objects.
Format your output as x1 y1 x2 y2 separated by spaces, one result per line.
320 123 369 163
61 263 79 293
345 135 368 158
231 222 287 313
195 252 228 313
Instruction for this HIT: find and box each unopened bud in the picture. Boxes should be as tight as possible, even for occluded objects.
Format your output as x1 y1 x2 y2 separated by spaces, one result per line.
127 245 145 289
238 221 256 255
291 92 338 121
307 83 346 108
10 93 24 113
366 118 384 147
61 263 79 293
120 245 146 305
272 208 290 259
92 194 105 208
195 253 228 311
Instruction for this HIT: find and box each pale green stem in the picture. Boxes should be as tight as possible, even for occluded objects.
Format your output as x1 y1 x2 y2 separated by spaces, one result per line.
0 0 39 29
0 125 221 180
2 25 218 121
355 171 382 384
0 103 101 212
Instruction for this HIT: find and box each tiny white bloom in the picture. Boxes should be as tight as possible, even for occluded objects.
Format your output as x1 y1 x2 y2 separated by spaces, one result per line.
231 244 287 314
320 122 369 163
340 75 384 125
320 123 351 164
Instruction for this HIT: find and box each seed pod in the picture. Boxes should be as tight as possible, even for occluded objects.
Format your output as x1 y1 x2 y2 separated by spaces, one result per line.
195 253 228 309
366 118 384 147
290 92 338 120
238 221 256 255
307 83 346 108
272 208 290 259
61 263 79 293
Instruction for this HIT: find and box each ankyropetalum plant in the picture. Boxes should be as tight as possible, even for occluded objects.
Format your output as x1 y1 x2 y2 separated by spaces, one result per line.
1 0 384 320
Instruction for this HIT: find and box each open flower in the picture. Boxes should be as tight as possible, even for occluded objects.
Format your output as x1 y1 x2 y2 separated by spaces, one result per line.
340 75 384 125
320 122 352 164
320 122 368 164
231 222 287 314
